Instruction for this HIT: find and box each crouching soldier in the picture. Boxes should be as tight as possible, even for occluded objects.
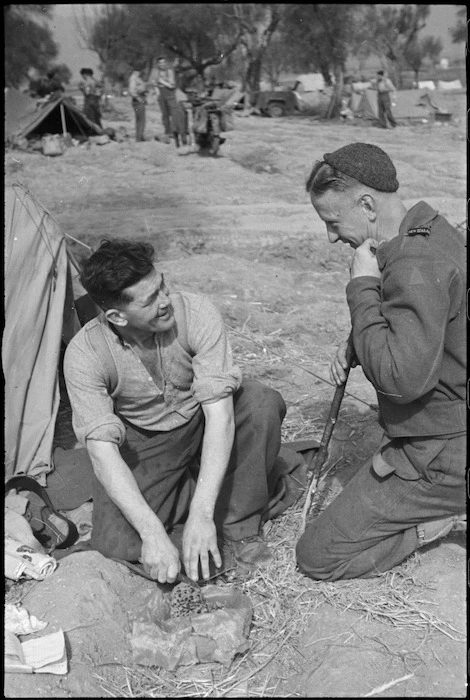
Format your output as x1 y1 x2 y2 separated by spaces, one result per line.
297 143 466 580
65 239 305 583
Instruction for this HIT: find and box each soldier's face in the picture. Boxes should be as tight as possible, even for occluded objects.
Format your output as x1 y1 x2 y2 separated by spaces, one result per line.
116 267 175 334
310 189 369 249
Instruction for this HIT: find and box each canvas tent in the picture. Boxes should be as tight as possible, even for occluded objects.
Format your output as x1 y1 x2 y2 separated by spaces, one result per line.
436 79 463 91
5 87 103 144
352 81 372 93
3 183 96 482
418 80 436 90
293 73 326 92
352 88 442 123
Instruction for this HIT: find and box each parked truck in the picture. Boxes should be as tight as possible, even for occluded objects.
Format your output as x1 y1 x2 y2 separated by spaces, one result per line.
250 73 331 118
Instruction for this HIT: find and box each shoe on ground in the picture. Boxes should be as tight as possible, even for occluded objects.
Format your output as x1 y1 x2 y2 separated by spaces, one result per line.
222 534 273 571
417 513 466 547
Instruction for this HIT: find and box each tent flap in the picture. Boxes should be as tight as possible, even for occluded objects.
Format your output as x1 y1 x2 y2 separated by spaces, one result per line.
353 89 438 122
294 73 326 92
4 183 81 480
5 87 103 143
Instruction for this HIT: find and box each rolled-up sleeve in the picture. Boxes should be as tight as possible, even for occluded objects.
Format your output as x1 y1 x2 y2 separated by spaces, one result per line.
186 296 242 404
63 336 126 447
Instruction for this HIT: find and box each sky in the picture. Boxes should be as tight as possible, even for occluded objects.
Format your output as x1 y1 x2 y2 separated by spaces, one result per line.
50 4 101 79
50 3 465 81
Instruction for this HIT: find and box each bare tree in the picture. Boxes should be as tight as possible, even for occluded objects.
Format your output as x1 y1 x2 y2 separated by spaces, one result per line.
5 4 58 88
74 4 242 91
261 33 298 88
50 62 73 86
73 4 141 92
141 3 242 86
282 4 368 118
450 5 467 44
231 3 283 101
366 4 431 87
404 36 443 85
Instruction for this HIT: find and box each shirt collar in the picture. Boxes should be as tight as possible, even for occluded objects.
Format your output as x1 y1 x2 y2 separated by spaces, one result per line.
99 313 128 347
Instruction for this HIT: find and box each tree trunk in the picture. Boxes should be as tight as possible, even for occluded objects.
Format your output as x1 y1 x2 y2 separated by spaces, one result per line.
246 54 262 103
102 76 112 109
387 61 397 89
235 4 281 109
325 66 344 119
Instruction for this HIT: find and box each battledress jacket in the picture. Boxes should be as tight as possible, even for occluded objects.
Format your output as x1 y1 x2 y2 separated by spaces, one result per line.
346 201 466 439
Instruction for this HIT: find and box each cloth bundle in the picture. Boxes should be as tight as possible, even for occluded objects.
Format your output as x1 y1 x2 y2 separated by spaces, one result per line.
5 603 48 635
5 537 58 581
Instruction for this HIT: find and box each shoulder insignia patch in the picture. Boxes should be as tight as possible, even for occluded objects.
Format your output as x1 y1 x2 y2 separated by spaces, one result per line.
407 226 430 237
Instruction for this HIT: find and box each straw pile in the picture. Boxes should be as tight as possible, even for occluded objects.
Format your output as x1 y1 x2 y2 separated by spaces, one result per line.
95 490 463 698
56 324 462 697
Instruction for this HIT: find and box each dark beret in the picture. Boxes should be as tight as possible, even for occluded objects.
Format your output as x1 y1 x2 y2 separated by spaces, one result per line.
323 142 399 192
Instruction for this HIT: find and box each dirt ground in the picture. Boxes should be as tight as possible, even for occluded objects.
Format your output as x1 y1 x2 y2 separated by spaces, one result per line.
4 92 467 698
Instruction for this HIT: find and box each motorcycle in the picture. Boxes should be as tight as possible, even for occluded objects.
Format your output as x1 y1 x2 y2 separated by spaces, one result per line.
188 92 234 157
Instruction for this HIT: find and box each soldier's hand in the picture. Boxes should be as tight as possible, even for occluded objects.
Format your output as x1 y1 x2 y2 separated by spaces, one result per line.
140 533 181 584
182 512 222 582
330 341 358 386
350 238 381 279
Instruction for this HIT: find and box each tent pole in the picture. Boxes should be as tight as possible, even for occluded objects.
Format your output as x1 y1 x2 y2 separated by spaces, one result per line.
59 102 67 136
65 234 92 254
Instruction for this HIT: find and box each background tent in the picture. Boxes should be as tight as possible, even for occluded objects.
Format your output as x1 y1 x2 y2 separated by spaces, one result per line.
349 92 363 114
293 73 326 92
418 80 436 90
5 87 103 144
352 88 441 122
3 183 95 482
436 79 463 91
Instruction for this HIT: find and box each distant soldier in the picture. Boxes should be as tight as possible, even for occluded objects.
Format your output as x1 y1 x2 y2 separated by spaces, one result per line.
155 56 179 144
42 69 65 100
79 68 103 128
128 65 148 142
374 69 397 129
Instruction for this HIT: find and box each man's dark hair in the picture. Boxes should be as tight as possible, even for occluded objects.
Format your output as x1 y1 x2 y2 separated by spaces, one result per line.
80 239 155 310
305 162 355 196
80 68 93 77
377 70 384 76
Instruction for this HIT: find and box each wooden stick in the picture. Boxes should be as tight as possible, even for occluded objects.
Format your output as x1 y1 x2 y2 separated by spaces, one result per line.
363 672 414 697
299 332 355 533
59 102 67 136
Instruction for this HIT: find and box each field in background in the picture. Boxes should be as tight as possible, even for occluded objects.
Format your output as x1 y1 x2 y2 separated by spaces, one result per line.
5 91 466 698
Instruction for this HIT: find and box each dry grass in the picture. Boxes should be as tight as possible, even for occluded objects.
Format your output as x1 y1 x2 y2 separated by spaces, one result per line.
313 559 466 642
228 145 281 175
94 486 464 698
52 325 462 697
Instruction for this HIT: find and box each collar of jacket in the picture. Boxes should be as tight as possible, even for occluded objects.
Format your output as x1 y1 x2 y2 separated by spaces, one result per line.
376 201 438 268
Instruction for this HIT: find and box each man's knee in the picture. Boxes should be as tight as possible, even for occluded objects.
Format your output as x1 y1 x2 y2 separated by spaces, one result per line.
235 379 286 422
91 523 141 562
295 530 338 581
